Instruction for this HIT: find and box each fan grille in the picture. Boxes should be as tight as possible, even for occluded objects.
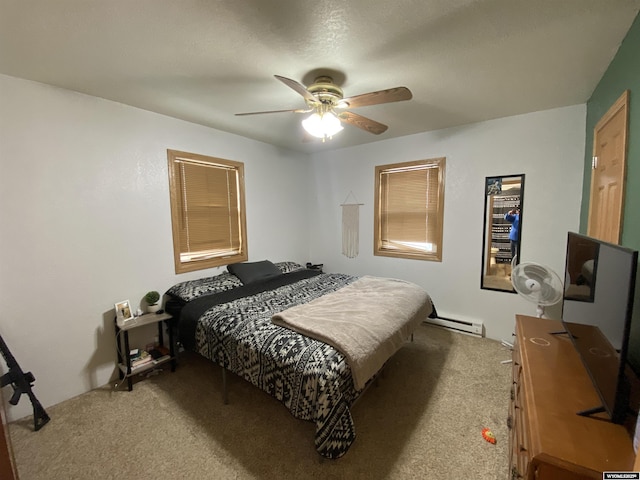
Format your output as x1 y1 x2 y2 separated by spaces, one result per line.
512 262 563 306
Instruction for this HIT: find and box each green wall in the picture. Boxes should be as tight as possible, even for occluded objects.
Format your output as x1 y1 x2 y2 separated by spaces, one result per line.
581 12 640 249
582 11 640 382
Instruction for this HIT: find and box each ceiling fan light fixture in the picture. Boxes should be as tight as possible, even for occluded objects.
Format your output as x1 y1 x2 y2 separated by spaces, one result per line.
237 74 412 140
301 111 343 140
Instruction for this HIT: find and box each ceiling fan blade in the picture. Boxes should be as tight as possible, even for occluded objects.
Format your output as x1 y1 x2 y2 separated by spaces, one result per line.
274 75 317 103
235 108 310 116
338 111 388 135
340 86 412 109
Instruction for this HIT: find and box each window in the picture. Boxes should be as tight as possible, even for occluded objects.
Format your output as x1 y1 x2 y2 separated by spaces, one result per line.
167 150 248 274
374 157 445 261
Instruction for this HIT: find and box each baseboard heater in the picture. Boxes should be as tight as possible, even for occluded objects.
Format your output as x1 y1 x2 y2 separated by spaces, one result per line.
424 316 484 337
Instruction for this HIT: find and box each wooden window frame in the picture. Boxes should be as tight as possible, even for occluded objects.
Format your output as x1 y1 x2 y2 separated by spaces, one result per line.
374 157 445 262
167 149 248 274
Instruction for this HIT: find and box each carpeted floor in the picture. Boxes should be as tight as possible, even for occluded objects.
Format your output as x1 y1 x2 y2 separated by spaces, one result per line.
8 324 512 479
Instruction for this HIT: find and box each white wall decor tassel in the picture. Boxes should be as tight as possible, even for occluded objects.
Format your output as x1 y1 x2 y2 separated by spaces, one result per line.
341 192 363 258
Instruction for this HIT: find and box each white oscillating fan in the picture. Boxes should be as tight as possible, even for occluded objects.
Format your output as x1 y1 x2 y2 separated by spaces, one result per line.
511 262 563 318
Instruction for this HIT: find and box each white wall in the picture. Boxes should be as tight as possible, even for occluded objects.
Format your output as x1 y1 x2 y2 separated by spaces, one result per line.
307 105 586 342
0 74 312 421
0 73 587 421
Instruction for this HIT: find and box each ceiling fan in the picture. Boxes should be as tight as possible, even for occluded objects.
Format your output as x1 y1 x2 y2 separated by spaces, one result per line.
235 75 412 140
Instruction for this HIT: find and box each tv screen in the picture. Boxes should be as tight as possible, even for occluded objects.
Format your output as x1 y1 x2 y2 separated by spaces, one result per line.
561 232 638 424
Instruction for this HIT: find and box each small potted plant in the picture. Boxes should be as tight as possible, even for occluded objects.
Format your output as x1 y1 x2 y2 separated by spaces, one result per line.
144 291 161 313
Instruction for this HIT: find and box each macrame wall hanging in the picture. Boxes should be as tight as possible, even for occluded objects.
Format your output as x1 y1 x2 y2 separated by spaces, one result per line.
341 192 363 258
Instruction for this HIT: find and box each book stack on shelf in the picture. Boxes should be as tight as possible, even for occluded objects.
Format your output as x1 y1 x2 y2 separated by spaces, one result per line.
127 345 171 372
129 349 153 371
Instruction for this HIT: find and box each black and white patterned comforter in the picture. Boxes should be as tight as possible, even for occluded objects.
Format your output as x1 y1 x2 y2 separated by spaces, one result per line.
172 269 427 458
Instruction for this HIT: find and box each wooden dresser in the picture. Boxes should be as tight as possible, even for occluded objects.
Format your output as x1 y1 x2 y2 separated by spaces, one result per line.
509 315 636 479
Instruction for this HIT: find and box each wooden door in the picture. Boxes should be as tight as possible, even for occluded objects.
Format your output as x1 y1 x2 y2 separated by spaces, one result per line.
587 90 629 244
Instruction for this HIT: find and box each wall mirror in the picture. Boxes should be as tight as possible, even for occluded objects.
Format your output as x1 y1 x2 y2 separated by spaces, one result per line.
481 174 525 292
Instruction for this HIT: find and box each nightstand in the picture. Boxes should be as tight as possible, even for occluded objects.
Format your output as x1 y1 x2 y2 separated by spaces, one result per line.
114 312 176 391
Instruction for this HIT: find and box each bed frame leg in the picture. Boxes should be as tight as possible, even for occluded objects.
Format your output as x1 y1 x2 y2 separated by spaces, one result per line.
222 367 229 405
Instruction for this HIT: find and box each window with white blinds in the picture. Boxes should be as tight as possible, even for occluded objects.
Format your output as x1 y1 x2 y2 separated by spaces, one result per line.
167 150 248 273
374 158 445 261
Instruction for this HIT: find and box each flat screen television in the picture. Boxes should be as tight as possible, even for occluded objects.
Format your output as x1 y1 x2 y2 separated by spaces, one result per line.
561 231 638 424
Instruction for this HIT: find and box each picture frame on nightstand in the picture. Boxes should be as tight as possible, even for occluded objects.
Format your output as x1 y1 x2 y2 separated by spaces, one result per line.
115 299 134 323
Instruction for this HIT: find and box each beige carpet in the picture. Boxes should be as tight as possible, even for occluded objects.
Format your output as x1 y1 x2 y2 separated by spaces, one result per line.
8 324 512 479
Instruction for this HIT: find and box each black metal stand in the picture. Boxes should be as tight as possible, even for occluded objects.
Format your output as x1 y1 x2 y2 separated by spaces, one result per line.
115 314 176 391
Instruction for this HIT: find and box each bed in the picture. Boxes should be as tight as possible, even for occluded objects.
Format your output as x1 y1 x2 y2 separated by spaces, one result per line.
165 261 434 458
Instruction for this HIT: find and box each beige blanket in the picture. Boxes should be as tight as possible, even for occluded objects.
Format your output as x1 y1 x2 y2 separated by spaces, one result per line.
271 275 432 390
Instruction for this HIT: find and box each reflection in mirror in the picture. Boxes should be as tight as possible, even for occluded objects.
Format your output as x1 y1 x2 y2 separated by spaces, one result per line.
481 174 525 292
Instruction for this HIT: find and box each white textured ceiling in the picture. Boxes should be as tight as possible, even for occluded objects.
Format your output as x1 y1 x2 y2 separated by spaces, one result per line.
1 1 639 153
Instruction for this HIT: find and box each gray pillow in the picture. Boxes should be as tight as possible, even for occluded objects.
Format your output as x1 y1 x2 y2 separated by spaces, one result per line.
227 260 283 285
